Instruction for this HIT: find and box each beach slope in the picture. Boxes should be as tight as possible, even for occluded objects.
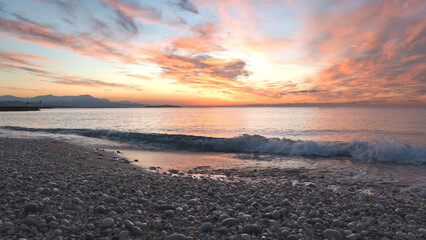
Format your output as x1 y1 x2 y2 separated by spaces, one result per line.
0 138 425 239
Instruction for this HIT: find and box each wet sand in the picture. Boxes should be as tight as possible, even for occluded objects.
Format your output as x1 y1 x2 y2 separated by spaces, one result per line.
1 138 425 239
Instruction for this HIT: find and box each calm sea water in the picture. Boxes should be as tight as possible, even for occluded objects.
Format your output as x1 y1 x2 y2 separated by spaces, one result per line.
1 107 425 166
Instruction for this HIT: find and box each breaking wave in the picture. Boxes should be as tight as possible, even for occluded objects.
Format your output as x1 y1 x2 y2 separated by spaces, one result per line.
1 126 425 165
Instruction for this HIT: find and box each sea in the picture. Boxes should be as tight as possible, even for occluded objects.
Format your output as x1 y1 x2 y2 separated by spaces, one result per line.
1 107 425 188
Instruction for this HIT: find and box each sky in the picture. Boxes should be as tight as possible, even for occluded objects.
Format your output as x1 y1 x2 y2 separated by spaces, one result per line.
0 0 425 106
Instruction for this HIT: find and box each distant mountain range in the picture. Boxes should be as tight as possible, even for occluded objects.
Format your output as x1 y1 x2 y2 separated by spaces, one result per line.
0 95 180 108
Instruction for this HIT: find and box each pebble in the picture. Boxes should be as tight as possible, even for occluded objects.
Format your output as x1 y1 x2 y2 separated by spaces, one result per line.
24 203 39 213
200 222 213 232
332 219 344 227
152 220 161 229
165 234 186 240
419 228 426 237
375 204 385 211
119 230 129 239
164 209 175 217
286 235 299 240
53 229 63 236
40 188 51 195
241 233 251 240
347 233 359 240
102 218 114 228
221 217 238 227
322 229 343 240
243 224 261 235
123 220 134 229
158 204 175 210
106 196 119 204
22 217 37 226
272 210 281 219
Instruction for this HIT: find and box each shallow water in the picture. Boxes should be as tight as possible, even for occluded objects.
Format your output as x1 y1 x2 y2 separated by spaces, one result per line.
1 107 425 144
1 107 426 166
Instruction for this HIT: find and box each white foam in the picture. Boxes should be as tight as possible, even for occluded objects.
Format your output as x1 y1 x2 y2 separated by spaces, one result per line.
2 126 425 165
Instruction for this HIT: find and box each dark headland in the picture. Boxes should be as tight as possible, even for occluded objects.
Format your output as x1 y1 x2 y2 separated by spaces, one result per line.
0 95 181 109
0 106 40 111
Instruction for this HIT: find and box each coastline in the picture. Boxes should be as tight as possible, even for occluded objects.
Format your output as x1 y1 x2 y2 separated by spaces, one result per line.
0 138 425 239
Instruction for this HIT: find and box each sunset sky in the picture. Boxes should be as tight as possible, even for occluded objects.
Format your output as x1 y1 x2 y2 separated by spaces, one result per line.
0 0 425 106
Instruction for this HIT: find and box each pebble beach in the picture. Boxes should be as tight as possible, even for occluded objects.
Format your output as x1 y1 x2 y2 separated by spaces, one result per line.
1 138 425 240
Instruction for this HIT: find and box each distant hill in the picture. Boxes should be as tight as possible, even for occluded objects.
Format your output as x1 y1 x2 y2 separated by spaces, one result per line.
0 95 147 108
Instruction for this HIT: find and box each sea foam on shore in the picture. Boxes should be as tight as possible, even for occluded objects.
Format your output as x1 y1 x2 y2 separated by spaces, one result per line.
2 126 426 164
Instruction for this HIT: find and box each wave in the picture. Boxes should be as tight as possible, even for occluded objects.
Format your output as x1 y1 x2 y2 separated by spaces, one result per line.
1 126 425 165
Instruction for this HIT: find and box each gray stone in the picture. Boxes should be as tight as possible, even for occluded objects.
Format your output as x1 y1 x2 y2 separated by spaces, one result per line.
106 196 119 204
219 214 230 221
243 224 261 234
102 218 114 228
165 234 186 240
53 229 62 236
395 232 405 239
24 203 39 213
375 204 385 211
314 223 326 230
241 233 251 240
119 230 129 239
96 205 106 213
158 204 175 210
71 197 80 204
22 217 37 226
322 229 343 240
346 233 359 240
221 218 238 227
419 228 426 237
123 220 134 229
286 235 299 240
131 226 143 235
200 222 213 232
60 219 70 226
85 233 95 240
272 210 281 219
49 221 59 229
164 210 175 217
152 220 161 229
333 219 344 227
40 188 51 195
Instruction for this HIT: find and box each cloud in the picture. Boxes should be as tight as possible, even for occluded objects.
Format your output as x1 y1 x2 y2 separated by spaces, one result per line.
152 52 250 83
122 73 154 80
171 24 225 53
0 86 38 91
52 75 142 90
300 0 426 103
0 51 54 68
0 50 142 91
174 0 199 14
280 89 322 95
0 15 138 63
101 0 162 25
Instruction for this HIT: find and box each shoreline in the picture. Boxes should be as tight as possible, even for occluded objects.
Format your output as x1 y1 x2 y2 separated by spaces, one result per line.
0 138 425 239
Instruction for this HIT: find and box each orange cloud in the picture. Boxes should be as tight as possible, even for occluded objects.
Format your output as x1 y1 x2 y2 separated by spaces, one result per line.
101 0 162 25
0 50 142 91
0 16 138 64
299 0 426 104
